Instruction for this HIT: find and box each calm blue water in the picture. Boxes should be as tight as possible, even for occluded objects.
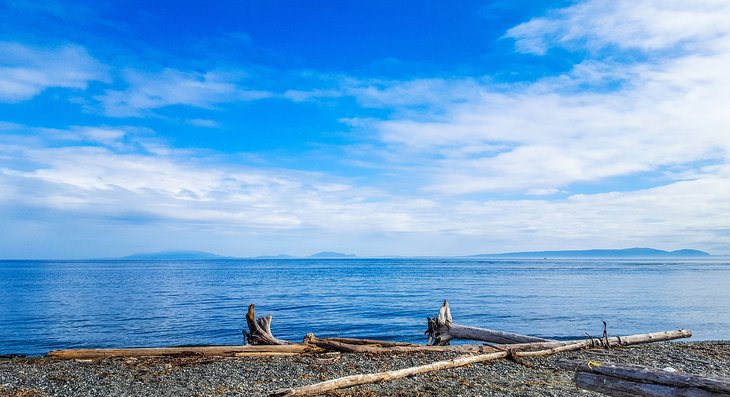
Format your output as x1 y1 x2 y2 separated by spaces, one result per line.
1 258 729 356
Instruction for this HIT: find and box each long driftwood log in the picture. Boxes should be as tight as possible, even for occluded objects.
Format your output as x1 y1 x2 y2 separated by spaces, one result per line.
272 328 692 397
426 300 551 345
271 351 509 397
48 344 315 359
559 360 730 397
243 304 291 345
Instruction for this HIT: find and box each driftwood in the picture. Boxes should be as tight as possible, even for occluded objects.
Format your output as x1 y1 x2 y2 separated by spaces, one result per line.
272 329 692 397
302 333 498 354
426 300 551 345
559 360 730 397
243 304 291 345
271 351 509 397
313 336 419 347
48 344 315 359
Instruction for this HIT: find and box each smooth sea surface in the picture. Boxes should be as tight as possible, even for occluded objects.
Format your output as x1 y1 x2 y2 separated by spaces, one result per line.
2 258 729 356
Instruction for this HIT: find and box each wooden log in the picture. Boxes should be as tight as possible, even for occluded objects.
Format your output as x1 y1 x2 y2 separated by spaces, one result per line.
316 337 420 347
272 329 693 397
559 360 730 395
303 333 499 354
270 351 509 397
244 304 291 345
426 300 551 345
48 344 315 359
514 329 692 357
574 372 723 397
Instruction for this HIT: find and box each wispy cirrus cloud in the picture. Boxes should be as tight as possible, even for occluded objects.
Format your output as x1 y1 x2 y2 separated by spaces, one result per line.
2 122 729 257
0 42 107 102
505 0 730 55
97 68 273 117
333 0 730 196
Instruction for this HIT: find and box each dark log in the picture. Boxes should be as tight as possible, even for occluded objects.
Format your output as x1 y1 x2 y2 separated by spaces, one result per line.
303 333 498 354
559 360 730 396
244 304 291 345
317 336 419 347
426 300 551 345
575 372 723 397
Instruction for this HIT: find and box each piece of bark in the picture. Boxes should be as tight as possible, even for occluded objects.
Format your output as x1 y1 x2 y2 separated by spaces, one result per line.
559 360 730 395
244 304 291 345
426 300 551 345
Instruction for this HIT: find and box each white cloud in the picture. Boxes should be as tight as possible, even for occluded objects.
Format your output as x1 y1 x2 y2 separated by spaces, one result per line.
98 68 272 116
3 1 730 256
186 118 221 128
350 1 730 196
505 0 730 54
0 42 107 102
2 124 729 256
284 77 483 111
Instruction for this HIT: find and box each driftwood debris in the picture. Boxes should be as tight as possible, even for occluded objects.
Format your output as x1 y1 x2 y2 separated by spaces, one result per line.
48 344 314 359
272 329 692 397
303 334 427 353
559 360 730 397
426 300 552 345
243 304 291 345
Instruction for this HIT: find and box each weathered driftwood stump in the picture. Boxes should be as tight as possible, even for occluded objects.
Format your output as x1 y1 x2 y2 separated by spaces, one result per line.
426 300 551 345
243 304 291 345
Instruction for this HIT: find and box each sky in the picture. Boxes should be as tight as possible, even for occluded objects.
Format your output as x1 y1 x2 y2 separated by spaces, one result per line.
1 0 730 258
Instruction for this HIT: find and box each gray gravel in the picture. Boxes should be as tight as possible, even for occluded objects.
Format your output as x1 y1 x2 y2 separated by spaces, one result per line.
1 342 729 397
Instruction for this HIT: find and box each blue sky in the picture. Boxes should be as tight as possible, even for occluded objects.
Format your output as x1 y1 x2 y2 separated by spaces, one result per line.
1 0 730 258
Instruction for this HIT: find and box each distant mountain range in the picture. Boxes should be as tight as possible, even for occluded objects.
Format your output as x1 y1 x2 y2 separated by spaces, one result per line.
470 247 710 258
114 247 711 260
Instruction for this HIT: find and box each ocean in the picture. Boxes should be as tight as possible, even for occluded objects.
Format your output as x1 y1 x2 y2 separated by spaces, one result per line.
1 258 729 356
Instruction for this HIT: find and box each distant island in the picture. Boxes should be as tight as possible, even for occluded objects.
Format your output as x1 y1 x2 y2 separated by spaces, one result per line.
112 247 710 261
308 251 357 258
470 247 710 259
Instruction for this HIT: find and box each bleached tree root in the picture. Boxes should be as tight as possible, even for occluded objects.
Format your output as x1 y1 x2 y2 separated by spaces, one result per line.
426 300 552 345
558 360 730 396
271 329 692 397
243 304 291 345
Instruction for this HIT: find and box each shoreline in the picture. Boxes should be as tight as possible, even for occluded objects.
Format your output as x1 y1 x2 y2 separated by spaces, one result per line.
2 341 729 396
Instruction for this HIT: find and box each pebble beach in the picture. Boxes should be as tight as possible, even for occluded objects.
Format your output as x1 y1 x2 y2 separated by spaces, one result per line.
2 341 729 397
